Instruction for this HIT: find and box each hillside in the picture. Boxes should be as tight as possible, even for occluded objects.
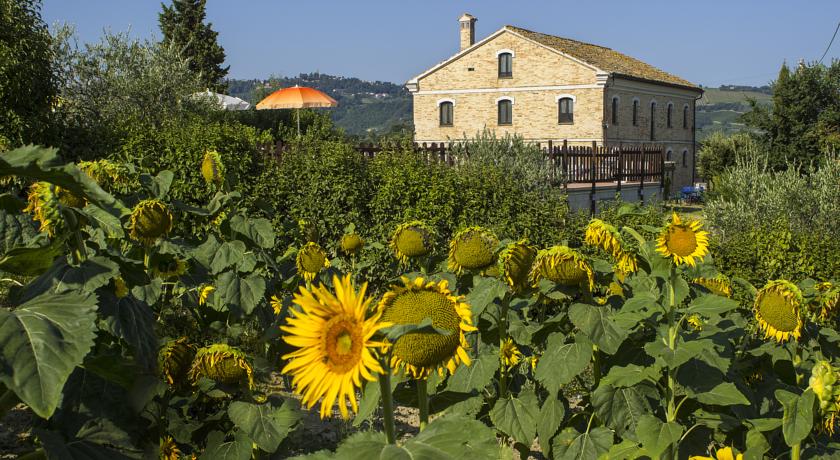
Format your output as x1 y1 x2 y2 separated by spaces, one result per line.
227 73 412 137
695 85 772 140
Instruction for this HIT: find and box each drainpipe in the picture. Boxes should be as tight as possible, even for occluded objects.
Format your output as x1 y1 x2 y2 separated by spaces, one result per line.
692 91 703 187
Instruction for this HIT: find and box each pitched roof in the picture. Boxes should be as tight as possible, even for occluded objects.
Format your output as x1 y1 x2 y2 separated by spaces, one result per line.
505 26 699 90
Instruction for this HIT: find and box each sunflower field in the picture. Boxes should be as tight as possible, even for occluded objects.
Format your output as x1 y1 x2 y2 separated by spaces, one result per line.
0 144 839 460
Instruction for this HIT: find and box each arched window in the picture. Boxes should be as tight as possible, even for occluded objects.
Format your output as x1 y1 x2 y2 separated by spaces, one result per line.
682 150 688 167
667 103 673 128
650 102 656 140
611 97 619 125
666 149 672 161
632 99 639 126
683 105 689 129
497 98 513 125
558 97 574 124
439 101 453 126
498 52 513 78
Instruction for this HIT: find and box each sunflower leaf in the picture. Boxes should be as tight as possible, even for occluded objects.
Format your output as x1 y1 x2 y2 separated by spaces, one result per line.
551 426 613 460
228 399 301 452
537 392 566 455
694 382 750 406
685 295 739 316
568 303 627 355
775 389 815 447
635 414 683 459
382 317 452 341
489 389 538 447
592 383 650 439
200 430 253 460
446 346 498 393
216 271 266 316
535 333 592 394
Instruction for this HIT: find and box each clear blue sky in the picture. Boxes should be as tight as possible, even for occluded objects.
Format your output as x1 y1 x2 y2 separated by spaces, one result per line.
42 0 840 87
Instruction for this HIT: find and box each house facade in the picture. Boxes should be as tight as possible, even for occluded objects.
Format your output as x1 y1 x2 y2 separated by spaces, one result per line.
406 14 704 192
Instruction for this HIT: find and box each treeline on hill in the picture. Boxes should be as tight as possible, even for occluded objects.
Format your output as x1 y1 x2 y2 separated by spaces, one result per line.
227 73 413 138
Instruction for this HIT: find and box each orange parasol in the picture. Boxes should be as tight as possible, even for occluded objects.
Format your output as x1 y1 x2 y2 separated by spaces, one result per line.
256 85 338 136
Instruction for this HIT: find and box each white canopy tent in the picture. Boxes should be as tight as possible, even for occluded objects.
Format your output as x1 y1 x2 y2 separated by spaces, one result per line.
191 89 251 111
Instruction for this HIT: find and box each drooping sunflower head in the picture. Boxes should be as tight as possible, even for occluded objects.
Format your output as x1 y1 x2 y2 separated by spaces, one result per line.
201 149 225 186
340 233 365 256
23 182 65 237
754 280 803 343
500 338 523 370
296 242 330 283
157 337 196 387
693 274 733 298
281 275 388 419
198 285 215 306
497 239 537 293
656 212 710 267
270 295 284 315
809 360 838 411
390 220 434 265
584 219 624 256
615 251 639 275
79 159 131 188
814 281 840 321
379 276 475 379
447 226 499 274
530 245 595 292
189 343 254 389
151 253 188 279
159 436 181 460
128 199 173 245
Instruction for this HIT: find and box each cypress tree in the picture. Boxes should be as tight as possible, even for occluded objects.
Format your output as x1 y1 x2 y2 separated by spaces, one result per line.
159 0 228 92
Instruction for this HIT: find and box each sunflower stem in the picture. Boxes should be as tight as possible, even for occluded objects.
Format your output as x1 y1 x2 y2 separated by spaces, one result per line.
499 293 510 399
417 379 429 431
666 264 679 460
378 368 396 444
592 345 602 390
791 442 801 460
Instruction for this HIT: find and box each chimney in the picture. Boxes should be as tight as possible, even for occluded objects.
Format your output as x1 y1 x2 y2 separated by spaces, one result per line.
459 13 476 51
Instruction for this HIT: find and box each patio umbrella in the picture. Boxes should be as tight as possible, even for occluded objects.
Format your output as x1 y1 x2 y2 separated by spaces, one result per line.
255 85 338 136
191 89 251 110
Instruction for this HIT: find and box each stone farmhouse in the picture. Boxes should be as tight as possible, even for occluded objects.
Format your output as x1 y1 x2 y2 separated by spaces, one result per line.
406 14 704 192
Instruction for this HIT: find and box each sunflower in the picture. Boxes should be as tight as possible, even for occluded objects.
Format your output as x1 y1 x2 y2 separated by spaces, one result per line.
189 343 254 389
201 149 225 186
688 446 743 460
379 276 475 379
693 274 733 298
390 220 434 266
296 242 330 283
151 254 188 279
340 233 365 255
280 274 388 419
530 355 539 371
615 251 639 275
809 360 838 411
23 182 64 237
447 226 499 274
271 295 283 315
79 159 131 187
585 219 624 256
158 337 196 387
814 281 840 321
128 199 173 245
114 277 129 299
159 436 181 460
198 285 215 306
656 212 709 267
530 245 595 292
686 314 703 331
754 280 803 343
211 211 227 227
500 338 523 369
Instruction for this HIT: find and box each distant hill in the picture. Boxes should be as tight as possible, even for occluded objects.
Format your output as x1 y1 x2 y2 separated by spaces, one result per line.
696 85 772 140
226 73 412 137
227 75 771 141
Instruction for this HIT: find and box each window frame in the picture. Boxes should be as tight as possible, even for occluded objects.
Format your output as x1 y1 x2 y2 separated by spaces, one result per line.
438 100 454 127
611 97 619 125
557 96 575 124
649 101 657 141
683 104 689 129
498 52 513 79
666 102 673 128
497 97 513 125
632 98 639 126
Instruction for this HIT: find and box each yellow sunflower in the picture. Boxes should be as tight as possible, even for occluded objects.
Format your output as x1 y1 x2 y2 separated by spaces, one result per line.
280 274 388 419
189 343 254 389
23 182 65 237
114 277 129 299
809 360 838 411
530 246 595 292
500 338 523 369
530 355 539 371
211 211 227 227
656 212 709 267
615 251 639 275
340 233 365 255
693 274 733 298
447 226 499 274
689 446 743 460
814 281 840 321
686 314 703 331
296 242 330 283
585 219 624 256
127 199 173 245
390 220 434 266
271 294 283 315
497 239 537 292
379 276 476 379
754 280 803 343
198 285 215 306
159 436 181 460
79 159 131 187
201 149 225 186
158 337 196 387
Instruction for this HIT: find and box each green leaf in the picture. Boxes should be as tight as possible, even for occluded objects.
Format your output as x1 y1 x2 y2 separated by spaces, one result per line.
192 234 221 268
775 389 815 447
0 238 63 276
568 303 626 355
636 414 683 459
200 430 253 460
0 292 97 418
382 317 451 341
601 364 660 387
592 384 650 438
551 426 613 460
603 439 643 460
685 295 739 316
466 276 506 316
490 389 539 447
211 241 246 274
746 418 782 432
217 271 266 315
0 209 38 254
0 193 25 213
536 333 592 394
99 294 157 369
229 215 276 249
140 170 174 199
447 347 498 393
36 427 134 460
80 204 124 238
744 428 771 460
537 393 566 454
228 399 301 452
353 380 382 427
694 382 750 406
644 338 713 368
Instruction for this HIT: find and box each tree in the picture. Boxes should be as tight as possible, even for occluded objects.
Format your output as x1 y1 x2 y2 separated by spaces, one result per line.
159 0 228 92
0 0 57 148
696 131 757 190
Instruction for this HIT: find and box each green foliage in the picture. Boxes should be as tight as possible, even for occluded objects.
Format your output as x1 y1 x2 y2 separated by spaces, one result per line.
0 0 57 146
697 131 758 188
159 0 228 92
